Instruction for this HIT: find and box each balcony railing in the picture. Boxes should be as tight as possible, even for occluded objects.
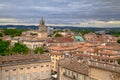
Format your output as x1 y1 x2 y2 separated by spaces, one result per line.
63 72 76 80
88 61 120 73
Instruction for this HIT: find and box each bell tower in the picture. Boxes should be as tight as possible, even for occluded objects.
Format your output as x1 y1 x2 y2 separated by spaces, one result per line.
38 17 48 39
38 17 47 32
40 17 45 25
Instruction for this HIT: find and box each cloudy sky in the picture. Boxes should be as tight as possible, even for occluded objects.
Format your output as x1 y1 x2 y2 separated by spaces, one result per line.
0 0 120 26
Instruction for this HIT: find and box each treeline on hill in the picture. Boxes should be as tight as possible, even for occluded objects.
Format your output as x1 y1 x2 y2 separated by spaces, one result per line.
106 30 120 37
71 29 92 35
2 29 27 37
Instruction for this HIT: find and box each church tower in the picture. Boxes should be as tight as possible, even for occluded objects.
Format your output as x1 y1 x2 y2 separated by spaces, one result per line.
38 18 48 39
38 17 47 32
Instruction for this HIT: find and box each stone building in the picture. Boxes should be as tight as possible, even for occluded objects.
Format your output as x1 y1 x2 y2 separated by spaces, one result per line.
11 18 48 49
0 54 51 80
84 32 118 43
38 17 48 39
49 42 84 71
58 58 120 80
58 58 90 80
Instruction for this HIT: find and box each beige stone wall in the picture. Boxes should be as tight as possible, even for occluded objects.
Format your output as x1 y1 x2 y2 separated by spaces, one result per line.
23 41 43 49
11 40 18 46
38 32 48 39
89 67 120 80
58 63 120 80
51 54 64 71
1 62 51 80
11 40 44 49
0 67 2 80
59 67 89 80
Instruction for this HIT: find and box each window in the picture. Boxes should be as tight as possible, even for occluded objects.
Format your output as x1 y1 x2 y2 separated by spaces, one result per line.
4 70 8 72
46 70 49 77
12 75 17 80
33 72 37 79
26 73 30 80
20 74 24 80
68 70 70 75
4 76 9 80
52 62 54 64
27 67 30 69
41 65 44 68
46 65 49 67
34 66 37 68
40 71 44 78
52 58 54 60
52 66 54 68
13 69 16 71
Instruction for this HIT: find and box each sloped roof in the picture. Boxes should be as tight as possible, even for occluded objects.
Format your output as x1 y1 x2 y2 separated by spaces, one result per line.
54 37 74 43
0 53 51 66
58 58 89 75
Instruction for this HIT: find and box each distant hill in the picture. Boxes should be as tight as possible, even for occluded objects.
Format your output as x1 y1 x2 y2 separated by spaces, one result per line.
0 25 120 31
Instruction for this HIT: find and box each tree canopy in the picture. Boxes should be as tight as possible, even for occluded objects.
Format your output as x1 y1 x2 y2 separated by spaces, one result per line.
71 29 91 35
0 39 10 56
54 33 63 37
118 59 120 65
106 30 120 37
117 39 120 44
12 43 29 54
0 32 3 37
34 47 44 54
3 29 26 37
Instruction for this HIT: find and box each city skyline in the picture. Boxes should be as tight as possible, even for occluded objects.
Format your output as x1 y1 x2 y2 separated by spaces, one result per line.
0 0 120 27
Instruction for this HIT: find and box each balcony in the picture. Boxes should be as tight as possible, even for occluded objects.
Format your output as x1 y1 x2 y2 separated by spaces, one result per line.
88 61 120 73
63 72 77 80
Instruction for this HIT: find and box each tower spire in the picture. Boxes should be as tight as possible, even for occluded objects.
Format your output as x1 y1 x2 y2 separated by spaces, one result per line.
40 17 45 25
38 17 47 32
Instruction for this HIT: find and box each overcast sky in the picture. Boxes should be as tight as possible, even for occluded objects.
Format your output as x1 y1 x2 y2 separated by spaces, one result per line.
0 0 120 25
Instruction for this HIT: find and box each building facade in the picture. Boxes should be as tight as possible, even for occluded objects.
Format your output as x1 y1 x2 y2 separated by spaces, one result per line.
58 58 120 80
0 54 51 80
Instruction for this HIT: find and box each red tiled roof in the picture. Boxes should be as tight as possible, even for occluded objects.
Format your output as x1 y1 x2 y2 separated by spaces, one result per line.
54 37 74 43
100 50 118 55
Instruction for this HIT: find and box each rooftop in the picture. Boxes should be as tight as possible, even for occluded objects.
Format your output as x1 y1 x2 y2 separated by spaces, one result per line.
0 53 51 66
12 36 45 42
58 58 89 75
47 36 74 43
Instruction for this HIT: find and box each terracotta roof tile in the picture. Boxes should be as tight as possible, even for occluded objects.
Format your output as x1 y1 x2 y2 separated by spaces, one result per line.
0 54 51 65
54 37 74 43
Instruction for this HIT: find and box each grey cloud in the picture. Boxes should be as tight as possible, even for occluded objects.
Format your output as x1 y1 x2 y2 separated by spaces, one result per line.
0 0 120 24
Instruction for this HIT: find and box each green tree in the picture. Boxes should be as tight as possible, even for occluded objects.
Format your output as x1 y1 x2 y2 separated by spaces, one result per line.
0 32 3 37
117 39 120 44
118 59 120 65
3 29 26 37
0 39 10 56
71 29 91 35
106 30 120 37
79 30 91 35
55 33 62 37
12 43 29 54
34 47 44 54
